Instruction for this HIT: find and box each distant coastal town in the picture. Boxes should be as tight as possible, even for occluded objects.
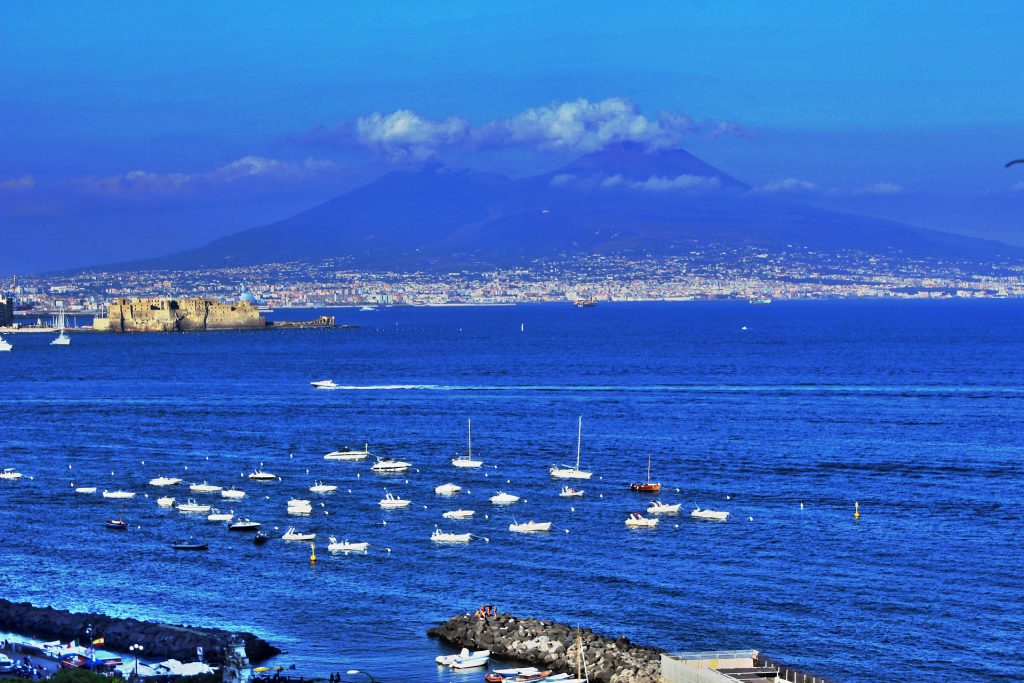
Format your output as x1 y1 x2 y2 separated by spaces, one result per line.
3 246 1024 315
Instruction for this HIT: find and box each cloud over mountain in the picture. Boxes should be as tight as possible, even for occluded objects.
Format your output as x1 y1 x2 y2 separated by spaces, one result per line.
355 110 470 162
753 177 906 197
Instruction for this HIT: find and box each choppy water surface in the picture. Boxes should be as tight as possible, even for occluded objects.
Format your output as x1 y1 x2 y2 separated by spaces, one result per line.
1 301 1022 682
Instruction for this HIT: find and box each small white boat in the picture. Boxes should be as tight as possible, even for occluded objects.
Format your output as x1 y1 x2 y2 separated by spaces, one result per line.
309 481 338 493
102 490 136 499
327 537 369 553
452 418 483 468
0 335 12 352
221 487 245 499
691 506 729 521
550 416 593 480
75 486 97 494
437 648 491 668
287 498 313 515
371 458 411 473
228 517 261 531
379 490 411 509
0 468 24 481
647 500 682 514
148 476 182 487
509 520 552 533
311 379 339 389
491 669 540 678
156 496 176 508
207 509 233 522
559 485 584 498
442 509 475 520
359 305 377 312
249 469 278 481
282 527 315 541
51 309 71 346
434 483 462 495
489 491 520 504
625 512 659 528
177 499 211 513
431 528 472 543
190 482 222 494
324 444 370 461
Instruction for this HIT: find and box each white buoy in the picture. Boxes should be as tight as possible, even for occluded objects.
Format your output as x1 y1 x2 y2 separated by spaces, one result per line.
800 502 804 509
748 516 754 522
726 495 732 500
68 465 72 470
570 507 575 512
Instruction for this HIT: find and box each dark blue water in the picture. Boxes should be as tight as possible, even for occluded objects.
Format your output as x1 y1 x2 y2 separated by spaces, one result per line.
1 302 1022 682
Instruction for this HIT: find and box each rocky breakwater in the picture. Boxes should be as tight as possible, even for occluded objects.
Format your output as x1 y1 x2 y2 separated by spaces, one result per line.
429 612 662 683
0 599 279 665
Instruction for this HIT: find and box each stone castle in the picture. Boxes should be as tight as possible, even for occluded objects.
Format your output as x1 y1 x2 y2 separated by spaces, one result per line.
94 297 265 332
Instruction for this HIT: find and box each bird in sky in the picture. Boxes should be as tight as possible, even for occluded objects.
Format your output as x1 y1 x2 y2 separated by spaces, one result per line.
1006 159 1024 168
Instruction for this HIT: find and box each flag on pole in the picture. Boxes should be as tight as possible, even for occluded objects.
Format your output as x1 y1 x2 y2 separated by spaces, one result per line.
92 637 105 646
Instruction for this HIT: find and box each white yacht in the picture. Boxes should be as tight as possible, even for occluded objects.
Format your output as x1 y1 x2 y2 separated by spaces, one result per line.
207 509 233 522
327 538 369 553
550 416 593 480
0 335 12 352
189 482 222 494
489 491 520 504
156 496 176 508
434 483 462 495
379 490 411 509
311 379 339 389
371 458 411 473
248 469 278 481
442 509 475 520
221 487 245 499
50 308 71 346
625 512 659 528
148 476 182 487
228 517 261 531
559 486 584 498
281 527 316 541
102 490 135 499
324 444 370 461
287 498 313 515
309 481 338 493
647 501 682 514
431 528 472 543
177 499 211 513
509 520 552 533
0 468 24 481
691 506 730 521
451 418 483 468
75 486 97 494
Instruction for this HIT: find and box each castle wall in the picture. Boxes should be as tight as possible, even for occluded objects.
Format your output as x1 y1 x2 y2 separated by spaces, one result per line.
93 297 265 332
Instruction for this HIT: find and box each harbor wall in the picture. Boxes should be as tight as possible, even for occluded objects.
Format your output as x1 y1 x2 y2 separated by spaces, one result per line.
94 298 265 332
428 612 662 683
0 599 279 665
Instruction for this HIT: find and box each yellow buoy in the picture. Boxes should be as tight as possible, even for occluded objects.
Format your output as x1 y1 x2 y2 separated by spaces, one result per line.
310 542 317 563
854 501 860 519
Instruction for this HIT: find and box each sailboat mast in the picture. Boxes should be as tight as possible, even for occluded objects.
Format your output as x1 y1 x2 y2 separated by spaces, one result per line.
468 418 472 458
647 453 652 483
576 416 582 469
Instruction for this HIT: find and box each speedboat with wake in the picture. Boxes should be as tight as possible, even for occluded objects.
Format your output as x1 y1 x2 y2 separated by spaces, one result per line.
311 379 339 389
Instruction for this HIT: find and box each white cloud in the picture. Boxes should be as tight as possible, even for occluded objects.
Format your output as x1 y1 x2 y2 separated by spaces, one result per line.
476 98 695 152
602 173 721 192
549 173 577 187
79 156 340 198
0 175 35 192
752 178 818 194
355 110 469 161
753 178 905 197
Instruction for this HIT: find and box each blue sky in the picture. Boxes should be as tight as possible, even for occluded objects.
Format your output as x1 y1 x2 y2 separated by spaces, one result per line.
2 1 1023 273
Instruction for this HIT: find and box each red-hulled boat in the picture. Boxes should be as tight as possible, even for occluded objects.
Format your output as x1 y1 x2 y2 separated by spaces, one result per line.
629 453 661 493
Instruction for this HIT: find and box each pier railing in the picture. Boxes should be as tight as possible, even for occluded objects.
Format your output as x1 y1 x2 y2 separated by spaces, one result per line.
756 653 840 683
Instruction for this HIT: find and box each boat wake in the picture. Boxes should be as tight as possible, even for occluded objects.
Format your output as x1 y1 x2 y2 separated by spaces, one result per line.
317 383 1024 394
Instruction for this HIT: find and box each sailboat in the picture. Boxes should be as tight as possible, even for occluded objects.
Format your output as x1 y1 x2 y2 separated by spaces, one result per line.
105 502 128 530
550 416 593 480
50 307 70 346
0 335 12 352
452 418 483 468
629 453 661 493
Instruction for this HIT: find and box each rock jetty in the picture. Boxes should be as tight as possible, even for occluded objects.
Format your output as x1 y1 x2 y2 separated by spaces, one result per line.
0 599 279 664
429 612 662 683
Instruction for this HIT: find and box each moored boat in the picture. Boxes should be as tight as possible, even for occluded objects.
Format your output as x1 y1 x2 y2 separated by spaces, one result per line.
309 481 337 493
647 500 681 514
148 476 182 487
550 417 593 480
691 506 729 521
281 527 315 541
189 481 222 494
438 647 491 669
558 485 584 498
431 528 472 543
156 496 176 508
625 512 659 528
434 482 462 495
253 530 269 545
248 469 278 481
207 508 233 522
489 491 520 504
452 418 484 468
509 520 552 533
442 509 475 519
228 517 261 531
629 453 661 493
102 490 135 499
324 444 370 461
176 499 211 513
0 468 23 481
170 540 208 550
75 486 97 494
379 490 411 509
327 537 369 553
0 335 12 352
221 487 245 499
287 498 313 515
371 457 411 473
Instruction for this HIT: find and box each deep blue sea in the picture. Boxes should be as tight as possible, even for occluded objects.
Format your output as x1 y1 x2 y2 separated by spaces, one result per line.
1 301 1022 683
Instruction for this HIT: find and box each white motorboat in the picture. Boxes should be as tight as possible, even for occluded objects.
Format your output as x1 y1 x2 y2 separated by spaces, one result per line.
309 481 337 493
249 469 278 481
371 458 411 473
177 499 211 513
359 305 377 312
437 648 491 668
0 335 12 352
207 509 233 522
327 537 369 553
50 308 71 346
75 486 97 494
434 483 462 495
625 512 659 528
311 379 339 389
282 527 316 541
559 485 584 498
324 444 370 461
442 509 475 520
550 416 593 480
228 517 261 531
509 520 552 533
431 528 472 543
221 487 245 499
0 468 24 481
647 500 682 514
379 490 411 509
189 482 222 494
451 418 483 468
491 669 540 679
489 491 520 504
287 498 313 515
148 476 182 487
102 490 135 499
691 506 729 521
156 496 176 507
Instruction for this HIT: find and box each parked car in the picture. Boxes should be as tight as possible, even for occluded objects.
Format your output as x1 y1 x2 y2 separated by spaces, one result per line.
0 654 14 673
